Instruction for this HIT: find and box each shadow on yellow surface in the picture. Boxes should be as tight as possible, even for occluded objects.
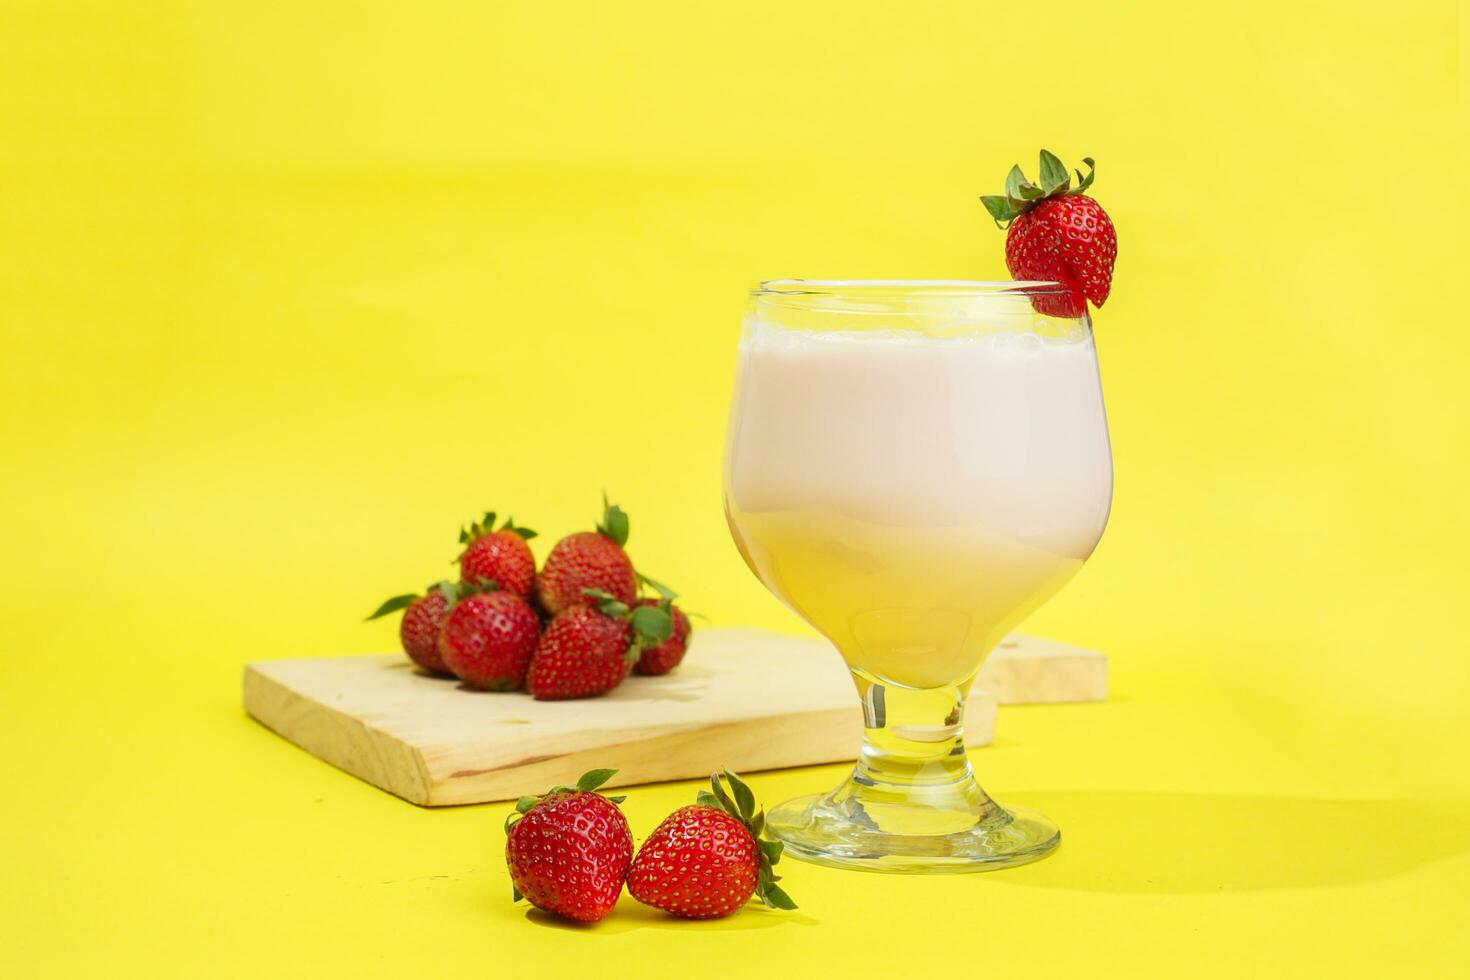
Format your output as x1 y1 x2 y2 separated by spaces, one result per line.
524 902 819 933
995 791 1470 894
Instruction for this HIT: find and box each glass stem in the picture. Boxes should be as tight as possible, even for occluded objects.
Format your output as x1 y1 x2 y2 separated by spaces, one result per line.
833 669 1001 828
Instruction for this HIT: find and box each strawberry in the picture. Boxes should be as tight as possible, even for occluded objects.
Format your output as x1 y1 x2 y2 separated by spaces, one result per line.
457 511 537 597
366 580 464 675
632 599 689 675
526 591 672 700
534 495 637 616
437 589 540 691
504 768 632 923
981 150 1117 317
627 770 795 919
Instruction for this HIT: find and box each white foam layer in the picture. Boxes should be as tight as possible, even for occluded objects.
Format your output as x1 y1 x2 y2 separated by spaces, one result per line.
740 322 1095 356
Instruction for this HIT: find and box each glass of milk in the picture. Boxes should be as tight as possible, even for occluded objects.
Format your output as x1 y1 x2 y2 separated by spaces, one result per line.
724 280 1112 873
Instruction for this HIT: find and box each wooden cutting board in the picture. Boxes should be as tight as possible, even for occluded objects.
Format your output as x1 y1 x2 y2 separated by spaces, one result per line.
243 628 1105 806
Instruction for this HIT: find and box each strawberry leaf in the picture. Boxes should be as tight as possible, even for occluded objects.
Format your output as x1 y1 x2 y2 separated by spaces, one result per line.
723 768 756 820
365 594 418 621
703 769 796 911
1072 157 1096 194
1038 148 1070 195
984 152 1098 228
980 195 1019 227
637 572 678 602
1004 163 1046 203
506 770 622 831
1014 180 1045 201
630 604 673 646
512 886 523 902
761 883 798 910
504 795 539 833
999 164 1023 199
583 588 630 619
709 773 738 816
598 492 630 547
500 516 538 540
576 768 617 792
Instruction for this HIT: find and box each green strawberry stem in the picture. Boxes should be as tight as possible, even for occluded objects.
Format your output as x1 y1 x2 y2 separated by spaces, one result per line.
457 509 538 555
628 605 672 646
581 588 630 618
365 593 418 621
637 572 702 620
364 579 462 620
695 770 797 910
981 149 1097 228
458 511 496 546
636 571 678 604
499 515 537 540
581 588 673 658
503 768 626 835
597 491 630 547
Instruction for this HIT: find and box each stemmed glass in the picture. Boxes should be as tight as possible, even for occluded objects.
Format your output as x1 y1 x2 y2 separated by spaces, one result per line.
723 280 1112 872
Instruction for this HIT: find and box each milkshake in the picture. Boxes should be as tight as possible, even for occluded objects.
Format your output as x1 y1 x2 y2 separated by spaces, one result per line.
725 287 1112 690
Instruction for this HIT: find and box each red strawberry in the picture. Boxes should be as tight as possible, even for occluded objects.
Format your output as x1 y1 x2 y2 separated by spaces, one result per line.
632 598 691 676
366 580 462 675
627 770 795 919
981 150 1117 317
527 592 672 700
505 768 632 923
534 495 636 616
438 590 540 690
457 511 537 597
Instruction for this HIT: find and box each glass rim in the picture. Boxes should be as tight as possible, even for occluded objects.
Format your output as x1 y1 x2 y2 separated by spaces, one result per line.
752 278 1074 297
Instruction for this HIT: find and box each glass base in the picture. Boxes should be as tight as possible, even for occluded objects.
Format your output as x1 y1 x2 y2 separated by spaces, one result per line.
767 790 1060 874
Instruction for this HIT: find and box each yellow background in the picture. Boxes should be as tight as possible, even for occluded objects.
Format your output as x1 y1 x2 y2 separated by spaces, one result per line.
2 1 1465 976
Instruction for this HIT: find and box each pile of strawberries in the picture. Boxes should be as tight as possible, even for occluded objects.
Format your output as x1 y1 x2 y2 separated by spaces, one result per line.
367 497 691 700
505 768 795 922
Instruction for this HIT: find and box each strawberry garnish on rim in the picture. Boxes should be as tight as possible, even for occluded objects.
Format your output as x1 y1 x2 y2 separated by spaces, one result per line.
981 149 1117 318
